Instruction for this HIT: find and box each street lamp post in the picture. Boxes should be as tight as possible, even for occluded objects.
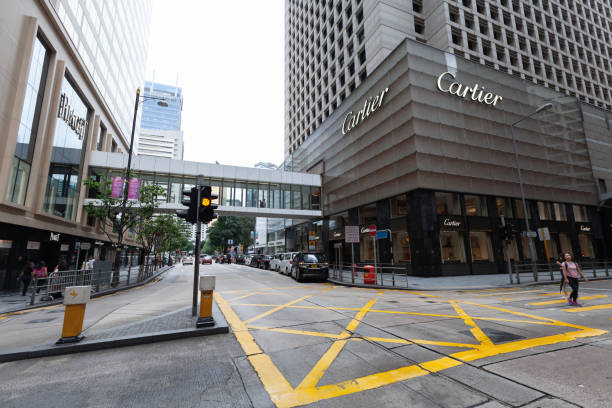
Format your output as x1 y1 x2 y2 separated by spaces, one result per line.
509 102 552 281
113 89 167 285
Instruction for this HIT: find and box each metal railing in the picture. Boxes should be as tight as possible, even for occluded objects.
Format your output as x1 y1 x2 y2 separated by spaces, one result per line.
28 261 167 305
328 263 410 288
510 259 609 284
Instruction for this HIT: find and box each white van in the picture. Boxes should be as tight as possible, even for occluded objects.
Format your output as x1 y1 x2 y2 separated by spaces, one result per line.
270 254 282 273
279 252 298 275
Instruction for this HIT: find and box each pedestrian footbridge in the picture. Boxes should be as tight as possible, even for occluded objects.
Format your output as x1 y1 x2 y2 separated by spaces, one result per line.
85 151 322 219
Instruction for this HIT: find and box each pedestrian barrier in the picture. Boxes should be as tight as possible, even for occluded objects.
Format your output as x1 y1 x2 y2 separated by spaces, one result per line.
329 263 410 287
56 286 90 344
196 275 215 328
511 259 609 284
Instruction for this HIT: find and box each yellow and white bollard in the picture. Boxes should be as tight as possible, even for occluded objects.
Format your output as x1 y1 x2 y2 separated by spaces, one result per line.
56 286 90 344
196 276 215 328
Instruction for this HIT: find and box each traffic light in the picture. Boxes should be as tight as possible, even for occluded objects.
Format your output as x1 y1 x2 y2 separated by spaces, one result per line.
176 187 198 224
499 225 508 240
200 186 218 224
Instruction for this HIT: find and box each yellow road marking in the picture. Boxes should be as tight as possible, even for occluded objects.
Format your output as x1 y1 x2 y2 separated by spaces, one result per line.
229 292 272 302
528 295 606 306
297 294 381 389
248 325 344 340
214 289 607 408
563 303 612 313
220 285 311 294
450 301 493 348
243 295 313 324
475 289 544 297
214 292 262 356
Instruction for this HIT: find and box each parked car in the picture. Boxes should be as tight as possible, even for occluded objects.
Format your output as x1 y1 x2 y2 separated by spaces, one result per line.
183 256 194 265
290 252 329 282
270 254 282 272
235 254 245 264
279 252 298 275
202 255 213 264
249 254 264 268
260 255 272 270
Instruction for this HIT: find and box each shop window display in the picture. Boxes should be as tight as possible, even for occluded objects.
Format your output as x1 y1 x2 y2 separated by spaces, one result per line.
392 231 411 262
436 192 461 215
464 195 488 216
578 233 595 258
553 203 567 221
496 197 513 218
572 205 590 222
440 231 466 263
469 231 493 261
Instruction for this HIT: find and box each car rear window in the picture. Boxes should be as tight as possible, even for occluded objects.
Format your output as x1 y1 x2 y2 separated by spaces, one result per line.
303 254 326 263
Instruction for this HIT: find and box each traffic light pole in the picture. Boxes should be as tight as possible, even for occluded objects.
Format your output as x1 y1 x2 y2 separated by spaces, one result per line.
193 185 201 317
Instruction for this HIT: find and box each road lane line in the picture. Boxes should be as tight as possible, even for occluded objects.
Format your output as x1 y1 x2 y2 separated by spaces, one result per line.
248 325 344 340
475 289 545 297
528 295 606 306
214 292 262 356
450 301 493 347
363 336 477 348
563 303 612 313
243 295 314 324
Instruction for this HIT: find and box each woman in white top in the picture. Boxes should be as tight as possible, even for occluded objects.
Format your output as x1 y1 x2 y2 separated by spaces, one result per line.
561 252 588 306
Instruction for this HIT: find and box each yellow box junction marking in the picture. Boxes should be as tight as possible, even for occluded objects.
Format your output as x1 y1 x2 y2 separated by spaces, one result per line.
215 287 607 408
529 295 606 306
563 303 612 313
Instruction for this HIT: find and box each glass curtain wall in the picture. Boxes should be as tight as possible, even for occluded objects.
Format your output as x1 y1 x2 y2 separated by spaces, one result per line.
43 75 90 220
7 35 50 204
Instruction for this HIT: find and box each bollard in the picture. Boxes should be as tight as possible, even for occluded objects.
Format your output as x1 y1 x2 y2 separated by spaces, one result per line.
56 286 90 344
196 276 215 328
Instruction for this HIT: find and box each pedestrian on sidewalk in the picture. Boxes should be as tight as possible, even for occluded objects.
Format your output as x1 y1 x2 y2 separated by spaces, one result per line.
555 254 568 298
34 261 48 293
17 262 34 296
561 252 588 306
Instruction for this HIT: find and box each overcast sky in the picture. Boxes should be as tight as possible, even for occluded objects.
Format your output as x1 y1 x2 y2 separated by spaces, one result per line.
146 0 285 168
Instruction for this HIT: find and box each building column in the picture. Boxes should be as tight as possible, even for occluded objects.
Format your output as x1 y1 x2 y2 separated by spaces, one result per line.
76 114 98 225
487 196 506 274
376 199 392 264
0 17 38 203
406 189 441 276
529 201 547 261
321 217 329 259
566 204 582 261
459 194 473 275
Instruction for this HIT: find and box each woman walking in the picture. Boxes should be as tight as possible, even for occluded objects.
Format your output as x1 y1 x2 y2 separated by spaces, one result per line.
561 252 588 306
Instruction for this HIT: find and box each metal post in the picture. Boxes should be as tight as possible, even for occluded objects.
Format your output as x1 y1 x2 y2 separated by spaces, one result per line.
127 248 132 285
501 216 513 284
513 262 521 284
192 179 203 317
591 259 597 278
372 236 378 285
351 243 355 284
30 278 37 305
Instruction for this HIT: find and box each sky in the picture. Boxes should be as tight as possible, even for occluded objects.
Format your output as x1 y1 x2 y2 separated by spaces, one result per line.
146 0 285 168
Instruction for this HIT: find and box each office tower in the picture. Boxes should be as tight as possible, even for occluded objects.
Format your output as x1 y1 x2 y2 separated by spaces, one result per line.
137 81 184 159
284 0 612 155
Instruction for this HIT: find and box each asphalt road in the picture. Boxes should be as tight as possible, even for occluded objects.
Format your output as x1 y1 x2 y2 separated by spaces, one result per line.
1 263 612 408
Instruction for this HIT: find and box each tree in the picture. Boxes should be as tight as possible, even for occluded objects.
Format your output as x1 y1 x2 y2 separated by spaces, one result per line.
206 216 255 253
136 215 192 271
83 173 164 284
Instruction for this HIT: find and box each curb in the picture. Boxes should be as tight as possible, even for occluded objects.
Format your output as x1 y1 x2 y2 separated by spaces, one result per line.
2 266 173 315
0 302 229 363
326 275 612 292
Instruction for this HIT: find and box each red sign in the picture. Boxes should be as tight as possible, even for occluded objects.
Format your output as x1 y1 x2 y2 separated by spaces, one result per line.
111 177 123 198
369 224 377 237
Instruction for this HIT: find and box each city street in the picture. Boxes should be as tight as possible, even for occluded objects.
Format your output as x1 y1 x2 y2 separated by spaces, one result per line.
1 263 612 407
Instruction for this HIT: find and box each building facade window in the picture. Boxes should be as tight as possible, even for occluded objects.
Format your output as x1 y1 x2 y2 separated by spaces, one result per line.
496 197 513 218
436 192 461 215
440 231 466 263
572 205 590 222
6 34 50 205
95 122 106 151
43 75 90 220
464 195 488 216
469 231 494 261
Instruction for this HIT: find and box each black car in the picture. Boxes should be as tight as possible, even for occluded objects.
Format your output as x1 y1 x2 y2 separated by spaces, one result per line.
235 254 245 264
260 255 272 270
249 254 264 268
290 252 329 282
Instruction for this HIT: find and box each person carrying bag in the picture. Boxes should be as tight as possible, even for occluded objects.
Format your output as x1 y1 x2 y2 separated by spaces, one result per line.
561 252 588 306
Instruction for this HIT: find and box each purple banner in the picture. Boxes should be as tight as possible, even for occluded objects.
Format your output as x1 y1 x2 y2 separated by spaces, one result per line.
127 178 140 199
111 177 124 198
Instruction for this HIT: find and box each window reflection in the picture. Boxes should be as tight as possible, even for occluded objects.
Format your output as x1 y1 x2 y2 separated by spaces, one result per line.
440 231 466 263
43 75 90 220
436 192 461 215
464 195 487 216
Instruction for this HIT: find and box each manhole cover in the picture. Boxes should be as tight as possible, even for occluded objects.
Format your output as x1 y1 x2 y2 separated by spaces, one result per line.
459 328 525 343
26 318 56 324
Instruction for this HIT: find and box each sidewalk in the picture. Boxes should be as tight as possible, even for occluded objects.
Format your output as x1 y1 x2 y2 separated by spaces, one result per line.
0 265 161 314
0 265 228 363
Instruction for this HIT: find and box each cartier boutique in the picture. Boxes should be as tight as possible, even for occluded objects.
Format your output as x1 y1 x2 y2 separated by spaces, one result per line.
286 38 611 276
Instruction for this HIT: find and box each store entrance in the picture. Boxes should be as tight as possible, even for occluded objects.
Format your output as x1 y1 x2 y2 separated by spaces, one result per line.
41 241 61 271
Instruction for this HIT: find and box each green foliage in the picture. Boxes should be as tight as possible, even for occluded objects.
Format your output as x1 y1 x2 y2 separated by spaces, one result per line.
202 239 214 254
83 172 164 246
206 216 255 252
136 215 192 257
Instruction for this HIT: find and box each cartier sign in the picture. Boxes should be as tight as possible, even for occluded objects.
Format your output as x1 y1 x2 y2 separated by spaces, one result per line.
443 218 461 227
342 87 389 135
579 225 591 232
436 72 503 107
58 93 88 139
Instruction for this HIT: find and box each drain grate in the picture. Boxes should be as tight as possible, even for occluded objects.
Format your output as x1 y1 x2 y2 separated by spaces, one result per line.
459 328 525 343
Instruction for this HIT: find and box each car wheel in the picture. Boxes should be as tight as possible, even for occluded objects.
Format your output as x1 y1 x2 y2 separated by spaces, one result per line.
296 269 303 282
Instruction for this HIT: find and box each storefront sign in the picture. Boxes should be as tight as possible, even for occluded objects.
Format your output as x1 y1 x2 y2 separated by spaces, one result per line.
60 244 70 251
27 241 40 250
342 87 389 135
50 232 60 241
95 241 104 246
439 216 463 230
80 242 91 250
579 224 591 232
58 93 89 139
345 226 359 243
436 72 503 107
0 240 12 249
